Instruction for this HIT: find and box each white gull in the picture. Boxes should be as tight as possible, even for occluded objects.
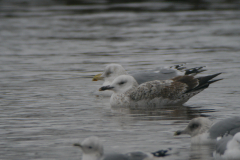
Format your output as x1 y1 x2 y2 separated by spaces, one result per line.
174 116 240 144
73 136 171 160
93 64 206 86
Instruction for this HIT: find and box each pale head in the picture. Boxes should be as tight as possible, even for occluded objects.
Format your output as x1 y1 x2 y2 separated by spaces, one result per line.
101 64 127 82
175 117 213 137
99 75 138 94
73 136 104 160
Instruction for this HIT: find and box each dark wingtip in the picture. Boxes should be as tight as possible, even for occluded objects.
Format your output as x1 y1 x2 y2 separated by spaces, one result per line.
199 72 223 84
174 64 186 70
187 72 223 92
212 72 222 77
184 66 207 75
208 78 223 84
152 149 171 157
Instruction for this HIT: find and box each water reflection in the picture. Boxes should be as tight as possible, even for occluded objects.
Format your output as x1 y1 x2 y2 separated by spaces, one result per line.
189 144 215 160
110 105 215 120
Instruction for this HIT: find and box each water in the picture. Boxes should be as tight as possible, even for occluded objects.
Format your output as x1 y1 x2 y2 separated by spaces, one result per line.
0 1 240 160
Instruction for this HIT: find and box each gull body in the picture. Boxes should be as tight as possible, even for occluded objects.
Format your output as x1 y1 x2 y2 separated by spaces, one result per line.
73 136 170 160
93 64 206 85
213 132 240 160
99 73 222 109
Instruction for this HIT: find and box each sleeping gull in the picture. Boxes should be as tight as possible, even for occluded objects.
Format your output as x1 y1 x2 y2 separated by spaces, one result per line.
92 64 206 86
73 136 170 160
99 73 222 108
174 116 240 144
213 132 240 160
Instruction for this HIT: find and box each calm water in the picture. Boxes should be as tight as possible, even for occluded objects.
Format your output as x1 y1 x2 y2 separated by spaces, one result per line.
0 2 240 160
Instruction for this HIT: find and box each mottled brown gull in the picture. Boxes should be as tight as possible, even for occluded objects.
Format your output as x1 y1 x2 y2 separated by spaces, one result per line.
99 73 222 108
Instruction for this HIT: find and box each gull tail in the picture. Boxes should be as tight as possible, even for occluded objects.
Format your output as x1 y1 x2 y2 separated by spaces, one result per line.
208 78 223 85
186 72 222 93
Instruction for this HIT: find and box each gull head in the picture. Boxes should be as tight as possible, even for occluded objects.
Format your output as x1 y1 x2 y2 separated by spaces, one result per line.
99 75 138 94
73 136 104 160
101 64 127 82
174 117 213 137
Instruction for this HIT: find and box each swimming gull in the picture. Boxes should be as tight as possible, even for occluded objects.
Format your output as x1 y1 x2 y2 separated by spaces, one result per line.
92 64 206 86
213 132 240 160
98 73 222 108
174 116 240 144
73 136 170 160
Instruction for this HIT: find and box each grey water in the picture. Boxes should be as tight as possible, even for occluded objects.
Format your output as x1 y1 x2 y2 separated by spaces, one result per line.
0 1 240 160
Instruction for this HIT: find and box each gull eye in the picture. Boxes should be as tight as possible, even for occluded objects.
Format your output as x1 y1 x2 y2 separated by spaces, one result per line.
190 123 199 130
119 81 125 85
88 146 92 149
106 71 112 76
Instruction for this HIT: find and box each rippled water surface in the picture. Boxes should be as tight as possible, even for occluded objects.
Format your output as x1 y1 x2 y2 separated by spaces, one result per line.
0 2 240 160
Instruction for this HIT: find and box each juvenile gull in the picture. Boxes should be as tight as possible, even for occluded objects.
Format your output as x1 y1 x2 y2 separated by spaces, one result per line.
73 136 170 160
174 116 240 144
99 73 222 108
213 132 240 160
93 64 206 86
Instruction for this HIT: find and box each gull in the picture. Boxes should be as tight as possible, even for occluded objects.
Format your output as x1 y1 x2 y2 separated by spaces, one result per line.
92 64 206 86
73 136 170 160
174 116 240 144
213 132 240 160
99 73 222 108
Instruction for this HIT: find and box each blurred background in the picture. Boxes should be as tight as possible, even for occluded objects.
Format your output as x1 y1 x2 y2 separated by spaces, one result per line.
1 0 240 10
0 0 240 160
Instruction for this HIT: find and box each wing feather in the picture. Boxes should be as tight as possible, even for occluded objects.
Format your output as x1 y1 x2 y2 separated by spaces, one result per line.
129 79 188 101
